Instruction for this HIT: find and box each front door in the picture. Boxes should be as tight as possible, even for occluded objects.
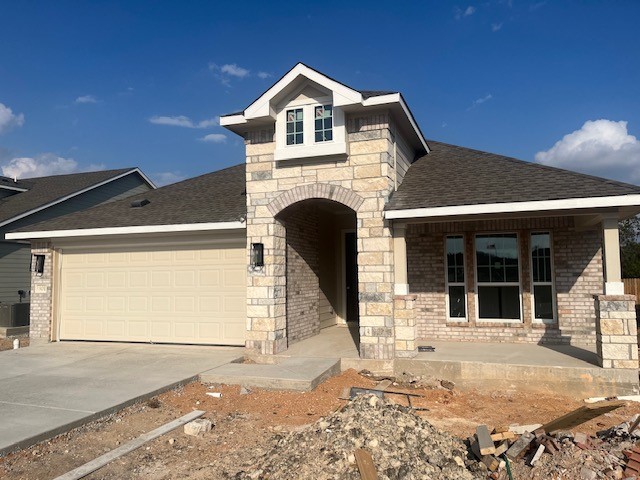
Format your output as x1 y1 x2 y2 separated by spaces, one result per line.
344 232 359 323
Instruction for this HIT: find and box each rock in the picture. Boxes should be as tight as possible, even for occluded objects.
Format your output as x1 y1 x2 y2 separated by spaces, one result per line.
184 418 213 437
240 386 251 395
168 438 175 445
580 466 597 480
440 380 455 390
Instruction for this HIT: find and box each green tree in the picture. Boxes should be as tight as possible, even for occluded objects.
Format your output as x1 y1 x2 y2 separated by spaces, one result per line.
620 215 640 278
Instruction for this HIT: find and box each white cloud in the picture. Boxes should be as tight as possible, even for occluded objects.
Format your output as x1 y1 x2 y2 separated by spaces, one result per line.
0 103 25 134
468 93 493 110
220 64 250 78
535 119 640 184
150 171 186 187
208 62 254 86
149 115 218 129
200 133 227 144
2 154 78 178
491 22 503 32
455 5 476 19
75 95 98 104
257 71 272 79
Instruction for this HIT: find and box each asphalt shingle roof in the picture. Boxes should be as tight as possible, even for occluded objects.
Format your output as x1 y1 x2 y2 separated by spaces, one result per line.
386 141 640 211
0 168 137 225
15 163 246 232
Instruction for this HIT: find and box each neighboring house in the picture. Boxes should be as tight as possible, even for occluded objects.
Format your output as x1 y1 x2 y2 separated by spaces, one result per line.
8 64 640 373
0 168 154 317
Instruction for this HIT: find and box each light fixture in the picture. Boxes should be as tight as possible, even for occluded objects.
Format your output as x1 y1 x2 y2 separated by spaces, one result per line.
251 243 264 268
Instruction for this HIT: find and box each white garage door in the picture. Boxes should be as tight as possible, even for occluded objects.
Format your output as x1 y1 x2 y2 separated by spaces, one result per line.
59 240 246 345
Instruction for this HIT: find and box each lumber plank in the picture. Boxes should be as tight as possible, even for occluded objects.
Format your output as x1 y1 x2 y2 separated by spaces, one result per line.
54 410 205 480
476 425 496 455
354 448 378 480
541 400 626 433
494 441 509 457
529 445 545 466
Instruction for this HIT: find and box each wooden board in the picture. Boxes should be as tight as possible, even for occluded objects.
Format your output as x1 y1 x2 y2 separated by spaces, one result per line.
541 400 626 433
476 425 496 455
354 449 378 480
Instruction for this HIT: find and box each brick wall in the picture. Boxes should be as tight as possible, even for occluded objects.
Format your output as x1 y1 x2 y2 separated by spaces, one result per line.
284 204 320 344
29 242 54 344
407 217 603 345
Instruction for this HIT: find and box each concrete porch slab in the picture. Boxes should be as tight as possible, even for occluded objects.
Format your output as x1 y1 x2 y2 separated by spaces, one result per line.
0 342 242 456
200 356 341 391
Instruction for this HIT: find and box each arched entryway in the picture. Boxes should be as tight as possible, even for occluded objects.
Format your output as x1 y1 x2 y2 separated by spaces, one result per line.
275 198 359 352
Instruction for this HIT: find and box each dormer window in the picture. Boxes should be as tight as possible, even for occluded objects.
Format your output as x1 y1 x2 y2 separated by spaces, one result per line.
286 108 304 145
314 105 333 142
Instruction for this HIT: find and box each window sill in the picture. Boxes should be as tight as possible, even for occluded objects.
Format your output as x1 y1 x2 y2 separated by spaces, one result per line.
274 141 347 161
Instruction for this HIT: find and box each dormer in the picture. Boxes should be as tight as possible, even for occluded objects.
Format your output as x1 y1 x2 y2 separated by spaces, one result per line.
221 63 429 162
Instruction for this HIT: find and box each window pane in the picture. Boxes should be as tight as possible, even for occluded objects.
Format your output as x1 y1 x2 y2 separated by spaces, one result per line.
478 286 520 319
286 123 294 134
286 134 294 145
315 119 322 130
296 110 303 121
325 130 332 141
534 285 553 319
476 234 519 284
449 286 466 318
324 118 332 129
315 132 323 142
531 233 552 283
295 133 303 144
477 266 491 283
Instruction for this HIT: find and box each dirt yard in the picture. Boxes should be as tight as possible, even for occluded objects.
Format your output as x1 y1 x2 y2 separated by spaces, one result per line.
0 369 638 480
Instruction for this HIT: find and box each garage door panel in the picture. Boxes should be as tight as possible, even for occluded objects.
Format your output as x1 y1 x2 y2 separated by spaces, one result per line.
59 241 246 345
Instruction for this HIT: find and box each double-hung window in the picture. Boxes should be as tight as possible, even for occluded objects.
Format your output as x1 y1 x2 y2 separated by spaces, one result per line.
286 108 304 145
531 232 555 321
314 105 333 142
475 234 521 321
446 236 466 320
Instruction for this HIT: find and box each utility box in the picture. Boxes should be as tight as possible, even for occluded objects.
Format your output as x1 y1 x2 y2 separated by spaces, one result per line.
0 303 30 327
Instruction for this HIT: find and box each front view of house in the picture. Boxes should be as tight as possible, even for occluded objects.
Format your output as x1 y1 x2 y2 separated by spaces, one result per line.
9 64 640 370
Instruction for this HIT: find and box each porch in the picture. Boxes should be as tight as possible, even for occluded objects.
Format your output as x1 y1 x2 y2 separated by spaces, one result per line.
281 325 639 398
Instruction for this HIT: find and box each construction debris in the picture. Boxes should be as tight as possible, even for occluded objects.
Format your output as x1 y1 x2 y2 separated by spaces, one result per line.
183 418 213 437
229 394 486 479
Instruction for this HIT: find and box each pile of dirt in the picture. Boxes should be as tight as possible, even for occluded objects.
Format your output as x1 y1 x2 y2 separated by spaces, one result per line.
226 394 485 480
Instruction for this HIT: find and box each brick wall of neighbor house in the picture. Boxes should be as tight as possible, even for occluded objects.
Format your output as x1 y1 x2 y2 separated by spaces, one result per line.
244 111 412 358
29 241 55 345
284 204 320 344
407 217 603 345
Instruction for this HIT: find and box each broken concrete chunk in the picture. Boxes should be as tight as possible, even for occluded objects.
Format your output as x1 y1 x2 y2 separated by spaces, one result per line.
184 418 213 437
506 431 535 461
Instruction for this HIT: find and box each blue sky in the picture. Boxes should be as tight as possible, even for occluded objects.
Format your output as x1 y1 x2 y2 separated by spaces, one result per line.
1 1 639 185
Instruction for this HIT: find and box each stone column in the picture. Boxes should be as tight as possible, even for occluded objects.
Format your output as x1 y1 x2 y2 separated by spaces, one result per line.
393 223 409 295
602 216 624 295
595 294 638 369
394 294 418 357
245 218 288 355
29 242 54 345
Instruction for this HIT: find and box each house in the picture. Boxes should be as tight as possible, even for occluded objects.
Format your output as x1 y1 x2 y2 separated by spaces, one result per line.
7 64 640 373
0 168 154 328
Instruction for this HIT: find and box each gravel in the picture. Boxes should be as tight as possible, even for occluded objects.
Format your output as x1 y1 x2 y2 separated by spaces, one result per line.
226 394 485 480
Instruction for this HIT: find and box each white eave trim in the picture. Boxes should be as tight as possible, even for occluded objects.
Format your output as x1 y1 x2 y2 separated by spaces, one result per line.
0 168 156 229
219 114 247 127
0 184 28 192
384 194 640 220
362 93 429 153
6 221 247 240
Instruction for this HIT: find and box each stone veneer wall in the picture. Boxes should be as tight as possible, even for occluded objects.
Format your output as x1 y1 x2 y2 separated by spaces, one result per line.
595 294 639 368
284 204 320 344
407 217 603 345
29 241 54 345
244 111 405 358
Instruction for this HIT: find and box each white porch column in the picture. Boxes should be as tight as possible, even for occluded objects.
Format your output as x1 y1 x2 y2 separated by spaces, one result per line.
393 223 409 295
602 215 624 295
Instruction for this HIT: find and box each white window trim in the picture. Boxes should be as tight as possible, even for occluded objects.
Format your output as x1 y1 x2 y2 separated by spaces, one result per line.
445 234 468 322
274 89 346 161
474 232 523 323
530 231 557 324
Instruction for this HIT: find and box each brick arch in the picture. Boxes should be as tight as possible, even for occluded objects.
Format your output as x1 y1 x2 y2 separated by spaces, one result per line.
267 183 364 217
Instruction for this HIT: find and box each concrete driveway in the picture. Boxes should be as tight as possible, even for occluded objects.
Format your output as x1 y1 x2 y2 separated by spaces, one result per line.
0 342 242 455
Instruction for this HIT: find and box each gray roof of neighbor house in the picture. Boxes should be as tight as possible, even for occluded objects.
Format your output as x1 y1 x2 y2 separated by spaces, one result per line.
13 163 246 232
386 140 640 211
0 168 144 225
